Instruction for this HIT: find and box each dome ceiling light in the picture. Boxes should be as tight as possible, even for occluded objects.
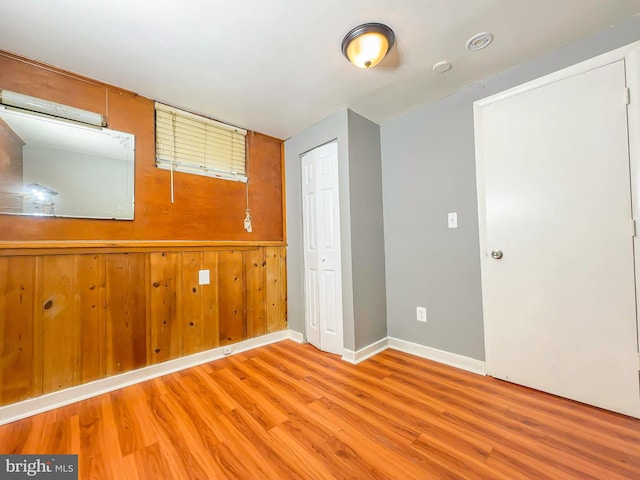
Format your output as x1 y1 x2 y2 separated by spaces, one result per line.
341 23 395 69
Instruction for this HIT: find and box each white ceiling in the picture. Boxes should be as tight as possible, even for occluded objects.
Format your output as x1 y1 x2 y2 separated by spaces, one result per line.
2 1 640 139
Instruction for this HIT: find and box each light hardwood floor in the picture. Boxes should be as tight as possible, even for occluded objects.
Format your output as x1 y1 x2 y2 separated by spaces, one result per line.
0 340 639 479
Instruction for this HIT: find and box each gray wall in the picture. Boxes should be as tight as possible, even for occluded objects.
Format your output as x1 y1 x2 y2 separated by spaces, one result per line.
284 109 356 348
284 108 388 352
381 14 640 361
347 110 387 350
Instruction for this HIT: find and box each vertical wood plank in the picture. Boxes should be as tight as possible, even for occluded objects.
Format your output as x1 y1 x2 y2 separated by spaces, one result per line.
105 254 146 375
148 252 181 364
266 247 284 333
245 248 266 338
218 251 245 346
32 257 43 398
78 254 106 383
40 255 80 394
202 252 219 350
181 252 203 355
0 256 35 405
279 246 288 331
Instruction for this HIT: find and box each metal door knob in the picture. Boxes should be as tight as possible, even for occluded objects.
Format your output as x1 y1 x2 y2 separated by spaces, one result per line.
491 250 503 260
321 257 326 262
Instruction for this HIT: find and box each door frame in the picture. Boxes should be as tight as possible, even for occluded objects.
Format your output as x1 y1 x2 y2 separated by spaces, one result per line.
474 40 640 378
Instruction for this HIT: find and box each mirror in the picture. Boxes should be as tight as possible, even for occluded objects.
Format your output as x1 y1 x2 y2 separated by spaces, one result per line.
0 106 135 220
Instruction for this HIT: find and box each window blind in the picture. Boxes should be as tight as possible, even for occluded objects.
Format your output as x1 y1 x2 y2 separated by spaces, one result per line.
155 103 247 182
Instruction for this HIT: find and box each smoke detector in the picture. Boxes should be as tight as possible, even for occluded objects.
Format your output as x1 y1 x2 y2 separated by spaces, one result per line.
466 32 494 51
432 61 452 74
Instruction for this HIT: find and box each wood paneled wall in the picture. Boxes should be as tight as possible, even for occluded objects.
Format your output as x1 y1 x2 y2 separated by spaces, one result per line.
0 246 287 407
0 51 285 241
0 51 289 409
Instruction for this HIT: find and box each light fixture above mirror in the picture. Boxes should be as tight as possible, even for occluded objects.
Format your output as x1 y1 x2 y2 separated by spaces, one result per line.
0 89 105 126
341 23 395 69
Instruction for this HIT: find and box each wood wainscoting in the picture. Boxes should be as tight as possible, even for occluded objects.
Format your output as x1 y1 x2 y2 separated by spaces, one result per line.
0 243 287 407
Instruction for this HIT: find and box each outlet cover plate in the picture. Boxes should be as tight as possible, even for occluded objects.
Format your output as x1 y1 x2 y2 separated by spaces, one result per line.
198 269 210 285
416 306 427 323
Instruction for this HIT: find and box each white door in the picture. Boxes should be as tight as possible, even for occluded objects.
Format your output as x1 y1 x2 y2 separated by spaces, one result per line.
301 141 343 356
475 56 640 417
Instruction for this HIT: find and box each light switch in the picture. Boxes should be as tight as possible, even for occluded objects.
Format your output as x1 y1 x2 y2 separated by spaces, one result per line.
448 212 458 229
198 269 210 285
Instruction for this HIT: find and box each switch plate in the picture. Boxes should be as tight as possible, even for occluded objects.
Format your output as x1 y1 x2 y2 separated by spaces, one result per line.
198 269 210 285
416 306 427 323
448 212 458 229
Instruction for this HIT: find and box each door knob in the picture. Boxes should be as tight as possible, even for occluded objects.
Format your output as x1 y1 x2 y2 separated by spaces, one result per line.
321 257 326 262
491 250 503 260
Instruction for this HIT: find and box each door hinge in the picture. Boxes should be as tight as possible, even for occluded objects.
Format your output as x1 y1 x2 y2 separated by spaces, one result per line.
637 353 640 371
632 219 637 237
625 87 631 105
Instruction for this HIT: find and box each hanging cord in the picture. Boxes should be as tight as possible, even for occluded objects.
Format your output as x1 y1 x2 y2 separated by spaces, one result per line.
244 180 252 232
170 112 176 203
242 133 252 232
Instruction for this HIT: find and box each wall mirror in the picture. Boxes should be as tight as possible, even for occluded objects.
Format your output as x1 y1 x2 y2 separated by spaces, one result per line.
0 102 135 220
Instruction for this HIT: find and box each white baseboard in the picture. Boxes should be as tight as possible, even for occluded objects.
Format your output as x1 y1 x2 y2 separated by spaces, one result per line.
298 333 486 374
340 336 485 375
0 329 303 426
388 337 486 375
342 337 390 364
286 329 305 344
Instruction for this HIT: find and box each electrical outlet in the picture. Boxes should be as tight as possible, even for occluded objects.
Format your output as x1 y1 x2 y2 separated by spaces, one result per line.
198 269 210 285
416 306 427 323
223 346 232 355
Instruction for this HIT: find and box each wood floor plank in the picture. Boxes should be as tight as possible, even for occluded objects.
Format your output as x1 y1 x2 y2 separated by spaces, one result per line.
215 411 292 479
0 340 639 479
148 391 221 479
323 434 394 480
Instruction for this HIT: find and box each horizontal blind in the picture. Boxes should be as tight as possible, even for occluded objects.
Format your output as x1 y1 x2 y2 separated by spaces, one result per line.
155 103 247 182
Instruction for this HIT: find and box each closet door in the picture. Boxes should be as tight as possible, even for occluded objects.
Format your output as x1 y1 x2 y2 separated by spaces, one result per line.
301 141 343 356
475 56 640 417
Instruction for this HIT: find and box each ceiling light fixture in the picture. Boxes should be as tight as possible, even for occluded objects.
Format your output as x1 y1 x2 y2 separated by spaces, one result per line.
0 89 105 126
466 32 494 51
341 23 395 69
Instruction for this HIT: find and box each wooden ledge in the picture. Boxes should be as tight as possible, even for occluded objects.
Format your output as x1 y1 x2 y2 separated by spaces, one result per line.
0 240 287 256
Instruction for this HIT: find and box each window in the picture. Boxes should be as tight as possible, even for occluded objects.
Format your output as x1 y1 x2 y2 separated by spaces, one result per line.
155 103 247 183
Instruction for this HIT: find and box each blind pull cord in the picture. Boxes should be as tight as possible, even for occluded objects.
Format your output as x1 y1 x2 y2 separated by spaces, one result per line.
244 180 252 233
170 112 176 203
170 167 175 204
